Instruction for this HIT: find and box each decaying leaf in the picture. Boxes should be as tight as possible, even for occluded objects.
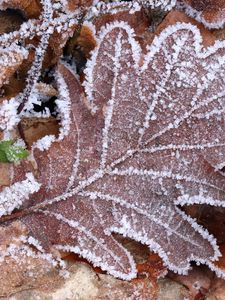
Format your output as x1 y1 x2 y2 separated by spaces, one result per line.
138 0 225 29
0 0 41 18
169 266 213 298
177 0 225 29
20 117 59 148
0 221 69 298
2 20 225 282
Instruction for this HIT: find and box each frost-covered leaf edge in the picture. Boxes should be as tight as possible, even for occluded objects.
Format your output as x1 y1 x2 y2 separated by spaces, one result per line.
176 1 225 29
82 20 225 278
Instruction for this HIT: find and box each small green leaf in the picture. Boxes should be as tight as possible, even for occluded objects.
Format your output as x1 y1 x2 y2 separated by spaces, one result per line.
0 140 13 150
0 150 9 162
0 140 29 163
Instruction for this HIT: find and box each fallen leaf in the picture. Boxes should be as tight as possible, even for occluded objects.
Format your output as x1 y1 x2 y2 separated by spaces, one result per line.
0 44 28 88
177 0 225 29
20 117 59 148
2 20 225 281
152 10 218 47
169 266 213 299
0 221 62 298
0 0 41 18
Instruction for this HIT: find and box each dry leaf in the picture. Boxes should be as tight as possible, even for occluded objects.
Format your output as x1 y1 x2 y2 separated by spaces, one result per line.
1 20 225 281
177 0 225 29
0 45 28 88
0 0 41 18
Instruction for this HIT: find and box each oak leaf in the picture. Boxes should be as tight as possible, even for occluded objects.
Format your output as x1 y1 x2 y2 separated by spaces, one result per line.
2 21 225 280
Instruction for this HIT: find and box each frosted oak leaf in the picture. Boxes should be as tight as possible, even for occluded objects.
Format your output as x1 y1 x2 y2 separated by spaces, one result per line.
2 21 225 280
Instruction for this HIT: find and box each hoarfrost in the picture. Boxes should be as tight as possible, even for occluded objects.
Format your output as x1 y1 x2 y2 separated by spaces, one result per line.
33 134 56 151
138 0 176 10
177 0 225 29
0 98 20 131
0 173 40 217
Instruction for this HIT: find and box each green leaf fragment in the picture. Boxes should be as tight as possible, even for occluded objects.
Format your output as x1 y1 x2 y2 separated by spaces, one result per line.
0 140 29 163
0 150 9 162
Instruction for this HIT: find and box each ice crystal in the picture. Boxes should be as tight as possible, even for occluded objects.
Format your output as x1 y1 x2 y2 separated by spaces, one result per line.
138 0 176 10
0 44 28 88
0 173 40 217
0 98 20 131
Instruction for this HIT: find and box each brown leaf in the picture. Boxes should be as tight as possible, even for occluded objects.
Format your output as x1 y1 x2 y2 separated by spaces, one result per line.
169 266 213 299
0 9 25 34
0 222 63 298
0 45 28 88
136 253 166 280
205 276 225 300
20 117 59 148
0 0 41 18
2 18 225 281
94 8 150 40
1 18 224 279
184 205 225 244
152 10 218 47
177 0 225 29
65 0 93 12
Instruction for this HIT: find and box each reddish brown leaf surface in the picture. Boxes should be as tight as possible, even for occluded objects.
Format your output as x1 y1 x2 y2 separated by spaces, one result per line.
177 0 225 29
0 221 62 298
1 20 225 281
0 0 41 18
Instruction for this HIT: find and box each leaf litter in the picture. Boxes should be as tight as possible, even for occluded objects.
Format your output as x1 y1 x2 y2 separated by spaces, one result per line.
1 0 225 295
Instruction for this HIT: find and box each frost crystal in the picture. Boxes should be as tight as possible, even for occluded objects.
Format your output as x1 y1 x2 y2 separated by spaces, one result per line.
0 173 40 217
137 0 176 10
0 98 20 132
55 66 72 140
0 44 28 88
